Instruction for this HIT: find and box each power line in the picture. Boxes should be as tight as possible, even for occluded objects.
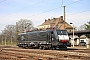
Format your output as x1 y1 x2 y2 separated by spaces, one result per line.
30 10 90 21
28 0 83 18
77 16 90 19
16 0 43 12
0 0 6 4
31 6 62 17
67 16 90 20
28 0 83 20
0 0 43 19
67 10 90 16
61 0 83 6
12 0 43 14
66 0 83 6
0 0 84 19
0 1 13 9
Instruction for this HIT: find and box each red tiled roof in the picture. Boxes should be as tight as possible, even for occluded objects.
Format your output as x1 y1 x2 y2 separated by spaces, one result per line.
39 16 73 29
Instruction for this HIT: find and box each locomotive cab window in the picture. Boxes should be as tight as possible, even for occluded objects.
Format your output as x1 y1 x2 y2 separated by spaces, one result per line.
57 30 68 35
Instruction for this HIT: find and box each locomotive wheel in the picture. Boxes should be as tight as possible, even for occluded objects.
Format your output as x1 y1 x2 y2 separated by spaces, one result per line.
39 46 46 50
39 44 43 49
42 46 46 50
59 45 67 50
50 46 56 50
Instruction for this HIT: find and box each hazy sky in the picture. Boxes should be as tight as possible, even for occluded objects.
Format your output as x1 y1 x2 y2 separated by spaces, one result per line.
0 0 90 33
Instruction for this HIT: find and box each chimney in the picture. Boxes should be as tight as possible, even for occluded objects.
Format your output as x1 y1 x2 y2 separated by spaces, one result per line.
48 19 50 21
45 19 47 22
60 16 63 20
53 18 56 20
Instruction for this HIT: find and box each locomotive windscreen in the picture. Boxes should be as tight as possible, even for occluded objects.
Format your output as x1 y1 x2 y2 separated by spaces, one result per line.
57 30 68 35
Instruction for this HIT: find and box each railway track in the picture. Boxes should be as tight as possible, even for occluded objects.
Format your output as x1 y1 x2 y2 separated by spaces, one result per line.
0 46 90 60
68 49 90 53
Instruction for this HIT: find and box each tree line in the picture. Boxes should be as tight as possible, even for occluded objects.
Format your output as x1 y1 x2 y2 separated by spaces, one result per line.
0 19 34 45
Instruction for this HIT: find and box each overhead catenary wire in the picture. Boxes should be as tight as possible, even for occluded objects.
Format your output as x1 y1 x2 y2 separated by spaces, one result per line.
30 10 90 25
0 1 14 9
67 10 90 16
66 0 83 6
32 0 83 21
69 16 90 20
14 0 43 13
30 6 62 17
0 0 84 19
28 0 83 18
0 0 44 19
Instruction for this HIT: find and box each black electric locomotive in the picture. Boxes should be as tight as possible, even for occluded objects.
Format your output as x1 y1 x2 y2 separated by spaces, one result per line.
17 29 71 49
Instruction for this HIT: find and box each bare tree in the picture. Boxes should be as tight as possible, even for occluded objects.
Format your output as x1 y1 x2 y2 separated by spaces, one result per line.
17 19 34 33
0 19 34 45
78 25 86 31
0 25 16 45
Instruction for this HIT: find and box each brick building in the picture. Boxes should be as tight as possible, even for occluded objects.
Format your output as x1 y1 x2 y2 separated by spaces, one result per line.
37 16 73 32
